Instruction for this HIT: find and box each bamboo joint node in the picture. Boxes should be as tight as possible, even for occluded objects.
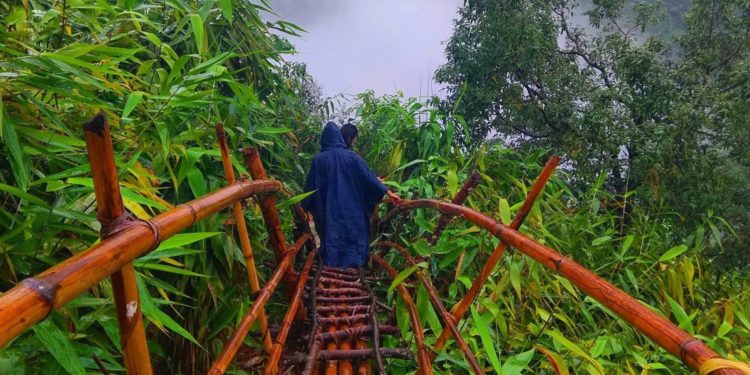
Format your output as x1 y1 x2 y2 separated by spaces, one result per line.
20 278 58 317
679 338 701 364
177 203 198 224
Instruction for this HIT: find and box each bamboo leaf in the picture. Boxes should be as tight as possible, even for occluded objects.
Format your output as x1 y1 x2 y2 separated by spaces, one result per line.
546 330 604 374
471 306 502 373
154 232 221 251
500 349 535 375
446 169 458 196
2 120 29 190
122 91 143 118
277 190 315 209
138 263 209 277
499 198 511 225
254 126 291 134
32 320 86 375
136 276 202 346
388 262 426 295
717 320 732 337
218 0 233 22
659 245 688 262
190 14 205 55
537 345 569 375
0 183 47 207
667 296 694 333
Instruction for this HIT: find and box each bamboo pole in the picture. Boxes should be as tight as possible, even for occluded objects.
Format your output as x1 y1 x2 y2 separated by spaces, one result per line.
215 124 273 354
0 179 281 347
371 255 432 375
428 170 481 245
84 113 152 375
376 242 483 374
430 155 559 358
382 199 743 375
265 248 319 375
243 147 298 298
207 234 310 375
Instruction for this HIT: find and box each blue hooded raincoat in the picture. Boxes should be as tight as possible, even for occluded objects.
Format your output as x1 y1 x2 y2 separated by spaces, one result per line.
301 122 387 268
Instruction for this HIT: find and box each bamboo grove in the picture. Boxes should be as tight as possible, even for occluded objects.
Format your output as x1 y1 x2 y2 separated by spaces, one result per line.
2 0 750 374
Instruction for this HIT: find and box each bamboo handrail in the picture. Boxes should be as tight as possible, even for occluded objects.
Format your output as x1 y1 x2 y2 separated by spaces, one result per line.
371 255 432 375
265 247 319 375
0 179 281 347
207 234 311 375
429 155 559 359
381 199 743 375
84 113 153 374
215 123 274 354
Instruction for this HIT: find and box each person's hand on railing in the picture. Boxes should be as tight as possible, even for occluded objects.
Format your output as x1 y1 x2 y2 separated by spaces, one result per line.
386 190 401 204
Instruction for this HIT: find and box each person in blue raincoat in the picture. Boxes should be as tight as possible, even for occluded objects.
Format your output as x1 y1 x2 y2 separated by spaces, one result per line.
302 122 400 268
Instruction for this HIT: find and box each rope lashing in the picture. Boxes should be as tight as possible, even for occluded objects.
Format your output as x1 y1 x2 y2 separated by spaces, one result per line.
99 211 161 251
699 359 750 375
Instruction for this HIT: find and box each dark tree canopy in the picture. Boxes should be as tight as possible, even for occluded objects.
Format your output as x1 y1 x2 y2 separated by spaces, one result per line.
437 0 750 266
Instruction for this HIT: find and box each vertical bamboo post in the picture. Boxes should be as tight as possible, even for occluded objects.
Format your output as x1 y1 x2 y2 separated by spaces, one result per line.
430 155 560 358
243 147 298 298
83 113 152 375
215 124 273 354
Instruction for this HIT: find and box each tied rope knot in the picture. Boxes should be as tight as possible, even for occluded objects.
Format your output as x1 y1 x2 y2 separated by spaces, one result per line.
99 211 160 251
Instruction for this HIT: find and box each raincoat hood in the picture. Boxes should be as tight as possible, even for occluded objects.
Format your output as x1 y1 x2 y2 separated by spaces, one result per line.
320 122 346 151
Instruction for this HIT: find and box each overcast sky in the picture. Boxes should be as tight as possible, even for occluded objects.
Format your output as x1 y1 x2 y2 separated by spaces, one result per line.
269 0 462 99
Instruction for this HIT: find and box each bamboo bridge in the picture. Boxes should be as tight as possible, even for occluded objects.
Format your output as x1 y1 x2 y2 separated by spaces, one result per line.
0 114 748 374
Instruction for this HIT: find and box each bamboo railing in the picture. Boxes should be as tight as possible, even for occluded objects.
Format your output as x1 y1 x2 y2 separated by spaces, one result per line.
378 198 746 375
0 115 307 374
1 116 747 375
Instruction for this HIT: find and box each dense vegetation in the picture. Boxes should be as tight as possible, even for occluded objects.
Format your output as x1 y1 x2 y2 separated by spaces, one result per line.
0 0 748 374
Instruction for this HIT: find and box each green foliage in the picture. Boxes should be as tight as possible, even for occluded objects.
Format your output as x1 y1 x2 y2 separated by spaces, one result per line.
1 0 749 373
436 0 750 268
357 94 750 373
0 0 322 372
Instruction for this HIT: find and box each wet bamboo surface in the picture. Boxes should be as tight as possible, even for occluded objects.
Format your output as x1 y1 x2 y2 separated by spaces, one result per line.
84 113 153 374
430 155 560 359
1 125 746 375
244 147 298 299
295 266 414 375
0 178 281 347
215 123 274 354
381 199 743 375
265 248 319 375
208 234 311 375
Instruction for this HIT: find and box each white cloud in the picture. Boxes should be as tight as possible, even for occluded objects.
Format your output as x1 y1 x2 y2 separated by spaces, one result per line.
269 0 461 98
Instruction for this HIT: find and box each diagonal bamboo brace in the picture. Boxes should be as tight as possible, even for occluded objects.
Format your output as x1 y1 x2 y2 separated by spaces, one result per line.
243 147 300 305
430 155 560 359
